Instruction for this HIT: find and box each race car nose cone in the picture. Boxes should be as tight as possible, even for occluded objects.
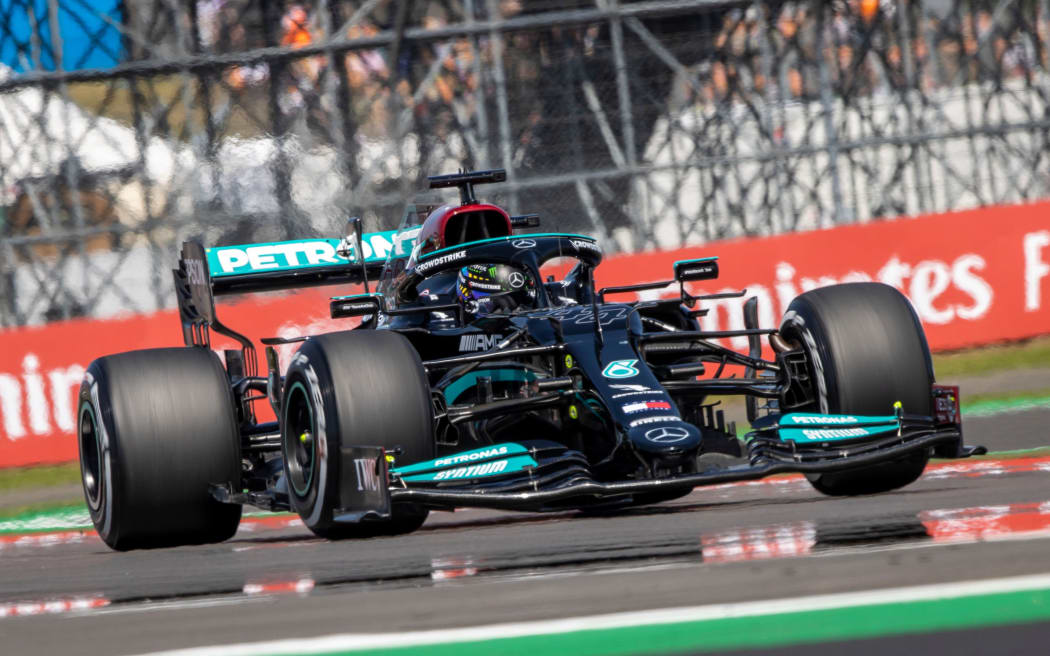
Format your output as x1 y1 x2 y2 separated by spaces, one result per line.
627 421 702 456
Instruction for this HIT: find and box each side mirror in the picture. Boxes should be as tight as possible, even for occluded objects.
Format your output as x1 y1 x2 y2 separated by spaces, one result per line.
338 216 371 293
331 293 384 319
336 217 365 260
349 216 364 253
674 257 719 283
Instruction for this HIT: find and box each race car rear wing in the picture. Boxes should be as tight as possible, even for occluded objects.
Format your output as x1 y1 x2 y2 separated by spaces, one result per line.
204 229 417 295
173 228 420 369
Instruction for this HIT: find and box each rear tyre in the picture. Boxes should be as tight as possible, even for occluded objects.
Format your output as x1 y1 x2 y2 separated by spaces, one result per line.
78 348 242 550
281 331 434 539
779 283 934 496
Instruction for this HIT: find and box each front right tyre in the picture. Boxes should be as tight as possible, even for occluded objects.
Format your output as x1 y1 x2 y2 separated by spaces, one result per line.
779 283 935 496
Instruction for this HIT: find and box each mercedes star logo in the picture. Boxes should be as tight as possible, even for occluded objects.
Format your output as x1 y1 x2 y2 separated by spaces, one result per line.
644 426 690 443
512 239 537 249
508 271 526 288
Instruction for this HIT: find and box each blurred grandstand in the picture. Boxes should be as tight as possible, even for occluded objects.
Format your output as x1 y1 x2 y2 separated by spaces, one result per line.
1 0 1048 325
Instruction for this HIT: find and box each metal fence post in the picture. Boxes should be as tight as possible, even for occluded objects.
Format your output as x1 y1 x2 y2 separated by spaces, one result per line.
465 0 490 169
261 0 297 239
814 0 846 225
606 0 641 244
485 0 517 214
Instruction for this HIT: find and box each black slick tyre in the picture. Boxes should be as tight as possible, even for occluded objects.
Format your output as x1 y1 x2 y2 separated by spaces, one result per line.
779 283 934 496
281 330 434 539
78 348 242 550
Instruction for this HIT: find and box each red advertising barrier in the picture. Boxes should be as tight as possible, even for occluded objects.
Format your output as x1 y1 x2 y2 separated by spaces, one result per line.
0 290 343 468
599 201 1050 354
1 202 1049 468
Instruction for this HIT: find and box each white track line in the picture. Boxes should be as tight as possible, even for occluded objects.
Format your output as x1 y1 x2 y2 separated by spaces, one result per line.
141 572 1050 656
89 596 270 616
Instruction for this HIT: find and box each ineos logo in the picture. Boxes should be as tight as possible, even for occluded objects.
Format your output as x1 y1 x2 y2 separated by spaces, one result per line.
512 239 536 249
644 426 690 443
508 271 526 288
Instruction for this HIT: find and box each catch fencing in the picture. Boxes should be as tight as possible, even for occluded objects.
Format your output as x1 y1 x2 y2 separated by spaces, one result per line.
2 0 1049 326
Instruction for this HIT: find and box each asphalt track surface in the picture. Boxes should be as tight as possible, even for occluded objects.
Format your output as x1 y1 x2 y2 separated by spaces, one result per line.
2 408 1048 656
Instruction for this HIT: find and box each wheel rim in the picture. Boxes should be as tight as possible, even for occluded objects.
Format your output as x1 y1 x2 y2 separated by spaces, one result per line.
283 381 316 497
78 402 103 511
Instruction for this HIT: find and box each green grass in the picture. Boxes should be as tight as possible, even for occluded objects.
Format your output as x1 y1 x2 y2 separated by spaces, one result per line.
0 462 80 492
933 336 1050 378
0 499 85 521
963 388 1050 404
0 463 83 516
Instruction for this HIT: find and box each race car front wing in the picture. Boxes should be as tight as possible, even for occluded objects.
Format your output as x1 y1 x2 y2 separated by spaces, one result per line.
326 417 983 517
212 388 984 519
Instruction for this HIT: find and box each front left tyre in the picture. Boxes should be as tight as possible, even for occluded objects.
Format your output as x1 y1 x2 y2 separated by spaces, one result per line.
281 330 435 539
78 348 242 550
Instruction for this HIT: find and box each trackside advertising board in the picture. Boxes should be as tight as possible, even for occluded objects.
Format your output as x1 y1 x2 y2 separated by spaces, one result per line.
604 201 1050 355
1 202 1049 467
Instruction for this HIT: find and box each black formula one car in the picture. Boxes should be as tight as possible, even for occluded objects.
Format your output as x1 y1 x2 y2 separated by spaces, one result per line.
77 169 985 550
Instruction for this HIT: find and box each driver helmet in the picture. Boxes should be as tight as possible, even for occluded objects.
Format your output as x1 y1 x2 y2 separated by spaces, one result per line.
456 264 537 315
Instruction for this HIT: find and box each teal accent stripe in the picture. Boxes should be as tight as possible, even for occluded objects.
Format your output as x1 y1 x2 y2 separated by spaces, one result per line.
419 233 595 261
672 256 718 267
442 368 537 404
